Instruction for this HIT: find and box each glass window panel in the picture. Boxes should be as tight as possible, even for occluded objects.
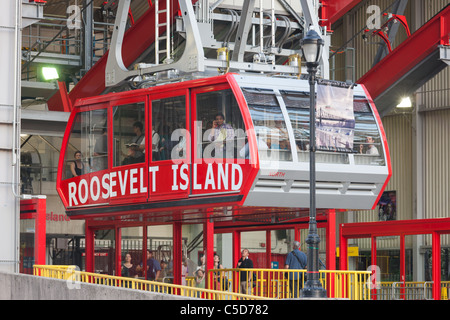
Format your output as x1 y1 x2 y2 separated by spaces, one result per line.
21 135 63 194
353 98 385 166
152 96 186 161
282 91 386 165
196 89 245 159
113 102 145 167
244 88 292 161
63 109 108 179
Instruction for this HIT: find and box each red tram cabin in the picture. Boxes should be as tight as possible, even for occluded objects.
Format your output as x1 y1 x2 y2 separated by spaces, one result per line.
57 74 391 222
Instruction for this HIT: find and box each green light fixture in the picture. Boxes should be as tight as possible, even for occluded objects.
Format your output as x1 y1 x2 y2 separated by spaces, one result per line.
41 67 59 81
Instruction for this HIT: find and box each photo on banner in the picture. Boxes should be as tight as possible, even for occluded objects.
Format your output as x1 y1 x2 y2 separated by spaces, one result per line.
315 80 355 153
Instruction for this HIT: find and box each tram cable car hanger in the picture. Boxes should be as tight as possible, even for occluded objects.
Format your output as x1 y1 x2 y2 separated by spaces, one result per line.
105 0 330 88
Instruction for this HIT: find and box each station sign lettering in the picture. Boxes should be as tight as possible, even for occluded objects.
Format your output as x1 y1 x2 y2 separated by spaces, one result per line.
66 163 244 207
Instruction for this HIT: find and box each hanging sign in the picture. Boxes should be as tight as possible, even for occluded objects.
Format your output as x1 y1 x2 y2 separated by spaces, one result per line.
316 79 355 153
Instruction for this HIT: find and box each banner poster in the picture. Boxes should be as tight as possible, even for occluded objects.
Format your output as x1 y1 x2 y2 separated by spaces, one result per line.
315 79 355 153
378 191 397 221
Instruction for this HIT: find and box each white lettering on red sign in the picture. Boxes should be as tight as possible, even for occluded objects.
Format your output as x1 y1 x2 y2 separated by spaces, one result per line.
67 164 243 207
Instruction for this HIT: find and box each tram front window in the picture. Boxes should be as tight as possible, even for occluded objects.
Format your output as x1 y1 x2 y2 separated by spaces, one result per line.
63 109 108 179
113 102 145 167
196 89 245 160
353 98 384 166
243 88 292 162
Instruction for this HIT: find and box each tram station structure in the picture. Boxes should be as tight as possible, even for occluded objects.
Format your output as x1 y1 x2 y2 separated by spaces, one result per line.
1 0 450 300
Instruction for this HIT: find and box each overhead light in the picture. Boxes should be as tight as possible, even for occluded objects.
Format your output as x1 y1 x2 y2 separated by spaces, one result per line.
397 97 412 108
42 67 59 81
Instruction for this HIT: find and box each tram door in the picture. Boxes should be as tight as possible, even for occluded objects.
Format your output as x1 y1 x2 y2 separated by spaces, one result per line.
191 85 249 197
110 96 148 205
149 89 190 200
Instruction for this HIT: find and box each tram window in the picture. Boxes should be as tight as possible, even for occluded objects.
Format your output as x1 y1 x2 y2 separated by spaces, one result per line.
283 91 350 164
353 98 384 166
196 89 245 159
113 102 145 167
63 109 108 179
243 88 292 161
152 96 186 161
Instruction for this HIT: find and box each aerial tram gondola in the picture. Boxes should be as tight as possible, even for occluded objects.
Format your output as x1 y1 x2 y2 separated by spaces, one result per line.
56 0 391 223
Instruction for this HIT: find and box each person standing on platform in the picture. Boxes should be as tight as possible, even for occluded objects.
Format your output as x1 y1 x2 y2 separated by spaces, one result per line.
236 248 254 294
285 241 307 298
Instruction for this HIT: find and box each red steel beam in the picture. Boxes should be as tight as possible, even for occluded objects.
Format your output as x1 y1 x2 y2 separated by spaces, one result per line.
320 0 362 29
358 4 450 100
340 218 450 238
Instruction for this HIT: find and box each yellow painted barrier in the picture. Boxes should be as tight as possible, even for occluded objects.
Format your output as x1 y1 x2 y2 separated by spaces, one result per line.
207 268 372 300
33 265 269 300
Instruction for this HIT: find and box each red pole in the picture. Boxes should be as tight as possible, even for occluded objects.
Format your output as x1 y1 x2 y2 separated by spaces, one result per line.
173 222 182 285
371 236 377 300
432 232 441 300
400 234 406 300
266 230 271 268
339 229 347 270
233 230 241 293
326 209 336 270
116 227 122 277
326 209 336 297
204 215 214 289
85 221 94 273
143 225 148 280
34 198 46 265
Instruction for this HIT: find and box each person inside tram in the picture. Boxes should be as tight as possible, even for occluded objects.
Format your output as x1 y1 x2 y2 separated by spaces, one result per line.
207 113 235 154
359 136 379 155
131 121 146 155
157 124 171 160
70 150 86 177
272 119 289 150
239 135 269 159
122 143 145 165
151 126 161 161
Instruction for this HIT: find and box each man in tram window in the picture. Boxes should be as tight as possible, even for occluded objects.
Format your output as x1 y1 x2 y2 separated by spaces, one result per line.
131 121 146 155
359 136 379 155
272 119 289 150
151 126 161 161
207 113 235 157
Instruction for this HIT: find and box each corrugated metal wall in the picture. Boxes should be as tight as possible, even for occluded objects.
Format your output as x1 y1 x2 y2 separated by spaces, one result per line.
333 0 450 250
418 0 450 246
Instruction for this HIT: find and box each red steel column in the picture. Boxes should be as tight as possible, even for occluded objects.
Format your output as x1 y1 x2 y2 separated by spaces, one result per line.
266 230 271 268
400 234 406 300
326 209 336 270
204 215 214 289
34 198 46 265
371 236 377 300
116 226 122 276
173 222 182 285
432 232 441 300
85 221 94 273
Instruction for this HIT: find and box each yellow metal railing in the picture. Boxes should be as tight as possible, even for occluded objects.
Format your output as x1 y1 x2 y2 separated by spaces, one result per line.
33 265 269 300
206 268 372 300
376 281 450 300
